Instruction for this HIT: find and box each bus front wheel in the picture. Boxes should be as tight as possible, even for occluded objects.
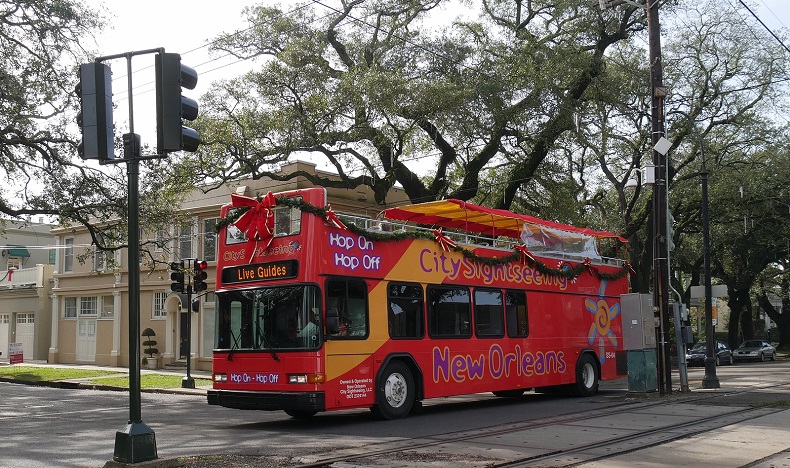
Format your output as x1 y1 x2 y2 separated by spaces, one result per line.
572 354 599 397
371 361 414 420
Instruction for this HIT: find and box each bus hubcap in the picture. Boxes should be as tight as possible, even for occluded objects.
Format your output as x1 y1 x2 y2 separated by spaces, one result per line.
385 373 407 408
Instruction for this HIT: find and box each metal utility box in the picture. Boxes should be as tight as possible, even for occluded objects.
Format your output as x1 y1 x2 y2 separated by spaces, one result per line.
621 293 656 350
620 293 658 393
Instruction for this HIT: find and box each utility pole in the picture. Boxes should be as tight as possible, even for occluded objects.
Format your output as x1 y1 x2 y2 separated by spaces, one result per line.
647 0 673 395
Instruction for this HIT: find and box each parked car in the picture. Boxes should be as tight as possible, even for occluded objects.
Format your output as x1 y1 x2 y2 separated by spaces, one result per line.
733 340 777 362
686 341 733 366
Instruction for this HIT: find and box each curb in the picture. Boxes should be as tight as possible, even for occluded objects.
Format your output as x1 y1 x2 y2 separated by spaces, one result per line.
0 376 208 396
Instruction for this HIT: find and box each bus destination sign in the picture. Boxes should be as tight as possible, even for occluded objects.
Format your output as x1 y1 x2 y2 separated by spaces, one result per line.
222 260 298 284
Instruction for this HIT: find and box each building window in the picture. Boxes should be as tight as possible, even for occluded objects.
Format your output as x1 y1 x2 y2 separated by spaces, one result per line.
64 297 77 318
94 249 113 272
100 295 114 319
7 256 21 270
178 224 193 259
202 218 218 262
64 238 74 272
154 226 167 252
79 297 98 316
153 292 167 319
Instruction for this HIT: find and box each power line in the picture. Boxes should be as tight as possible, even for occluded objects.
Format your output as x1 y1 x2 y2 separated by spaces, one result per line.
735 0 790 55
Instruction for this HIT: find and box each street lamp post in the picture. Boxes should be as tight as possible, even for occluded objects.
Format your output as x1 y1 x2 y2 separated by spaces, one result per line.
699 137 720 389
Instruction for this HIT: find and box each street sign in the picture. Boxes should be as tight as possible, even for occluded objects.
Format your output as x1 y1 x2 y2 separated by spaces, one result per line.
690 284 728 299
9 342 23 364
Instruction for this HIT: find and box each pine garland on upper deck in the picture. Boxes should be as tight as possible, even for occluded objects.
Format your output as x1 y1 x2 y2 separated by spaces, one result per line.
216 194 632 281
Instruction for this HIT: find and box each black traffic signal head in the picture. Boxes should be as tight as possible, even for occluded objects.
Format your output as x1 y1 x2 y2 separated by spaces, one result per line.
170 261 185 293
193 259 208 292
155 52 200 153
76 62 115 162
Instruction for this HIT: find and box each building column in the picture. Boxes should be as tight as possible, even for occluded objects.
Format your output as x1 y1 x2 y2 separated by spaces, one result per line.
111 290 121 365
48 293 59 363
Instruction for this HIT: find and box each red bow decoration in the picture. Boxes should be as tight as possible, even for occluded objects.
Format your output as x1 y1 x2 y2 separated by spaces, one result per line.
325 205 347 230
230 192 277 262
514 244 535 265
432 228 457 252
583 257 599 277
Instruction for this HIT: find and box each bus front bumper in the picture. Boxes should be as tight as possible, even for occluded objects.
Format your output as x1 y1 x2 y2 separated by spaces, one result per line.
207 389 325 412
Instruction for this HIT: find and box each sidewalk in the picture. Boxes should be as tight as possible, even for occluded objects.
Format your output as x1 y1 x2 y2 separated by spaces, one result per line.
0 360 212 396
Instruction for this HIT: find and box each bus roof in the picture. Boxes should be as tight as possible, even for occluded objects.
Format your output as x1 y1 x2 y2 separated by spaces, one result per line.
382 199 627 244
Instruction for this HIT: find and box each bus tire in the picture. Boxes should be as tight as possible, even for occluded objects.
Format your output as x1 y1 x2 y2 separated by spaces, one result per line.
284 409 317 419
371 361 414 420
572 354 599 397
492 389 525 398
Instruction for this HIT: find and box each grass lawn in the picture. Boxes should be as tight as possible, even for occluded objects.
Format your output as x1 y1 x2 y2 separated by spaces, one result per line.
91 374 213 389
0 365 211 389
0 366 119 382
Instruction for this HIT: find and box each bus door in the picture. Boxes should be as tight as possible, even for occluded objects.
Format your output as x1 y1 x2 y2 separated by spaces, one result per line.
323 278 376 410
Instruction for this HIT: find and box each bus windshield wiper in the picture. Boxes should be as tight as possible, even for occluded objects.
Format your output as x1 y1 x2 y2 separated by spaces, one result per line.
259 333 280 361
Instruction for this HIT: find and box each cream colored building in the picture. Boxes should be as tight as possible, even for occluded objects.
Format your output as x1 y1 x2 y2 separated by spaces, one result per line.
0 219 56 361
49 161 408 371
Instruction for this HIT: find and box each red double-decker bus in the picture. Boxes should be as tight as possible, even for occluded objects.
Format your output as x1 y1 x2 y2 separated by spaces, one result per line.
207 187 630 419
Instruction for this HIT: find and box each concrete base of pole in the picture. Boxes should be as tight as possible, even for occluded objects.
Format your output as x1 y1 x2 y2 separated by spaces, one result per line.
113 422 157 464
702 358 721 389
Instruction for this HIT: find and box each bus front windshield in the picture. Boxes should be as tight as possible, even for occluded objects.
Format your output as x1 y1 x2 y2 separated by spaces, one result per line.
216 285 321 351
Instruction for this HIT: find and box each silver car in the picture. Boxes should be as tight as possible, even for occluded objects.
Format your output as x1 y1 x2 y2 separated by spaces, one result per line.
733 340 777 362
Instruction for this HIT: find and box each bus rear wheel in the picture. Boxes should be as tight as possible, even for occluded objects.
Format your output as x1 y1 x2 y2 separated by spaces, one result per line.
371 361 414 420
571 354 599 397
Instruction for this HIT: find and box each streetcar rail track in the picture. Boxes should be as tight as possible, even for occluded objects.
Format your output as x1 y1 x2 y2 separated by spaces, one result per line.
296 381 790 468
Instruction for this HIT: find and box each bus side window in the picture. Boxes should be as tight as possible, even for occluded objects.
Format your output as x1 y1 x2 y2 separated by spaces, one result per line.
326 278 368 338
387 283 424 339
474 288 504 338
506 290 529 338
428 285 471 338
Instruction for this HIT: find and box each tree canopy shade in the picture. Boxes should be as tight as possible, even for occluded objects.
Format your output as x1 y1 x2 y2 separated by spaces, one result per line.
0 0 103 217
0 1 197 261
194 0 640 208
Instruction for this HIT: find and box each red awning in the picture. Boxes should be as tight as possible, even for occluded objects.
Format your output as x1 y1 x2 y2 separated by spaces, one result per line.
382 199 626 243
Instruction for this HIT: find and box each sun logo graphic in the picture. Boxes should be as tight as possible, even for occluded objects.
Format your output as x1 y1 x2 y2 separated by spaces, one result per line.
585 280 621 364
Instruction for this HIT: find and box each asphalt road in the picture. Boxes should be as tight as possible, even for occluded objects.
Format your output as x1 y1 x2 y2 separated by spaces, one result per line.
1 360 789 468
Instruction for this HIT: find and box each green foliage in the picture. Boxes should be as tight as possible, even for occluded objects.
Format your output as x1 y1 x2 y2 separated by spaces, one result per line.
0 366 117 382
141 328 158 357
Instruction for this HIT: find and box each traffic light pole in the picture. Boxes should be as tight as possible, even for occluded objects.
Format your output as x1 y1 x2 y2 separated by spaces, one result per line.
81 47 200 463
96 50 162 464
183 261 195 389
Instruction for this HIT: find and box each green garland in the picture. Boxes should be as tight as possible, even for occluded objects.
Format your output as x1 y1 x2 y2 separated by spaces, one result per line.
216 195 630 281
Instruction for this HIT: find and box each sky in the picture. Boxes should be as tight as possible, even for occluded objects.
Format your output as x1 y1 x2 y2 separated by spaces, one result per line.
85 0 790 163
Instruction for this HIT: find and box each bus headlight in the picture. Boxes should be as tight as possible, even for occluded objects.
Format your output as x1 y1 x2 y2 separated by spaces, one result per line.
213 373 227 383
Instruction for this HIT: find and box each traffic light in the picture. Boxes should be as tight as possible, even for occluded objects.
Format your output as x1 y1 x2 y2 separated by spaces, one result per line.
155 52 200 153
170 261 185 293
193 259 208 292
75 62 114 161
